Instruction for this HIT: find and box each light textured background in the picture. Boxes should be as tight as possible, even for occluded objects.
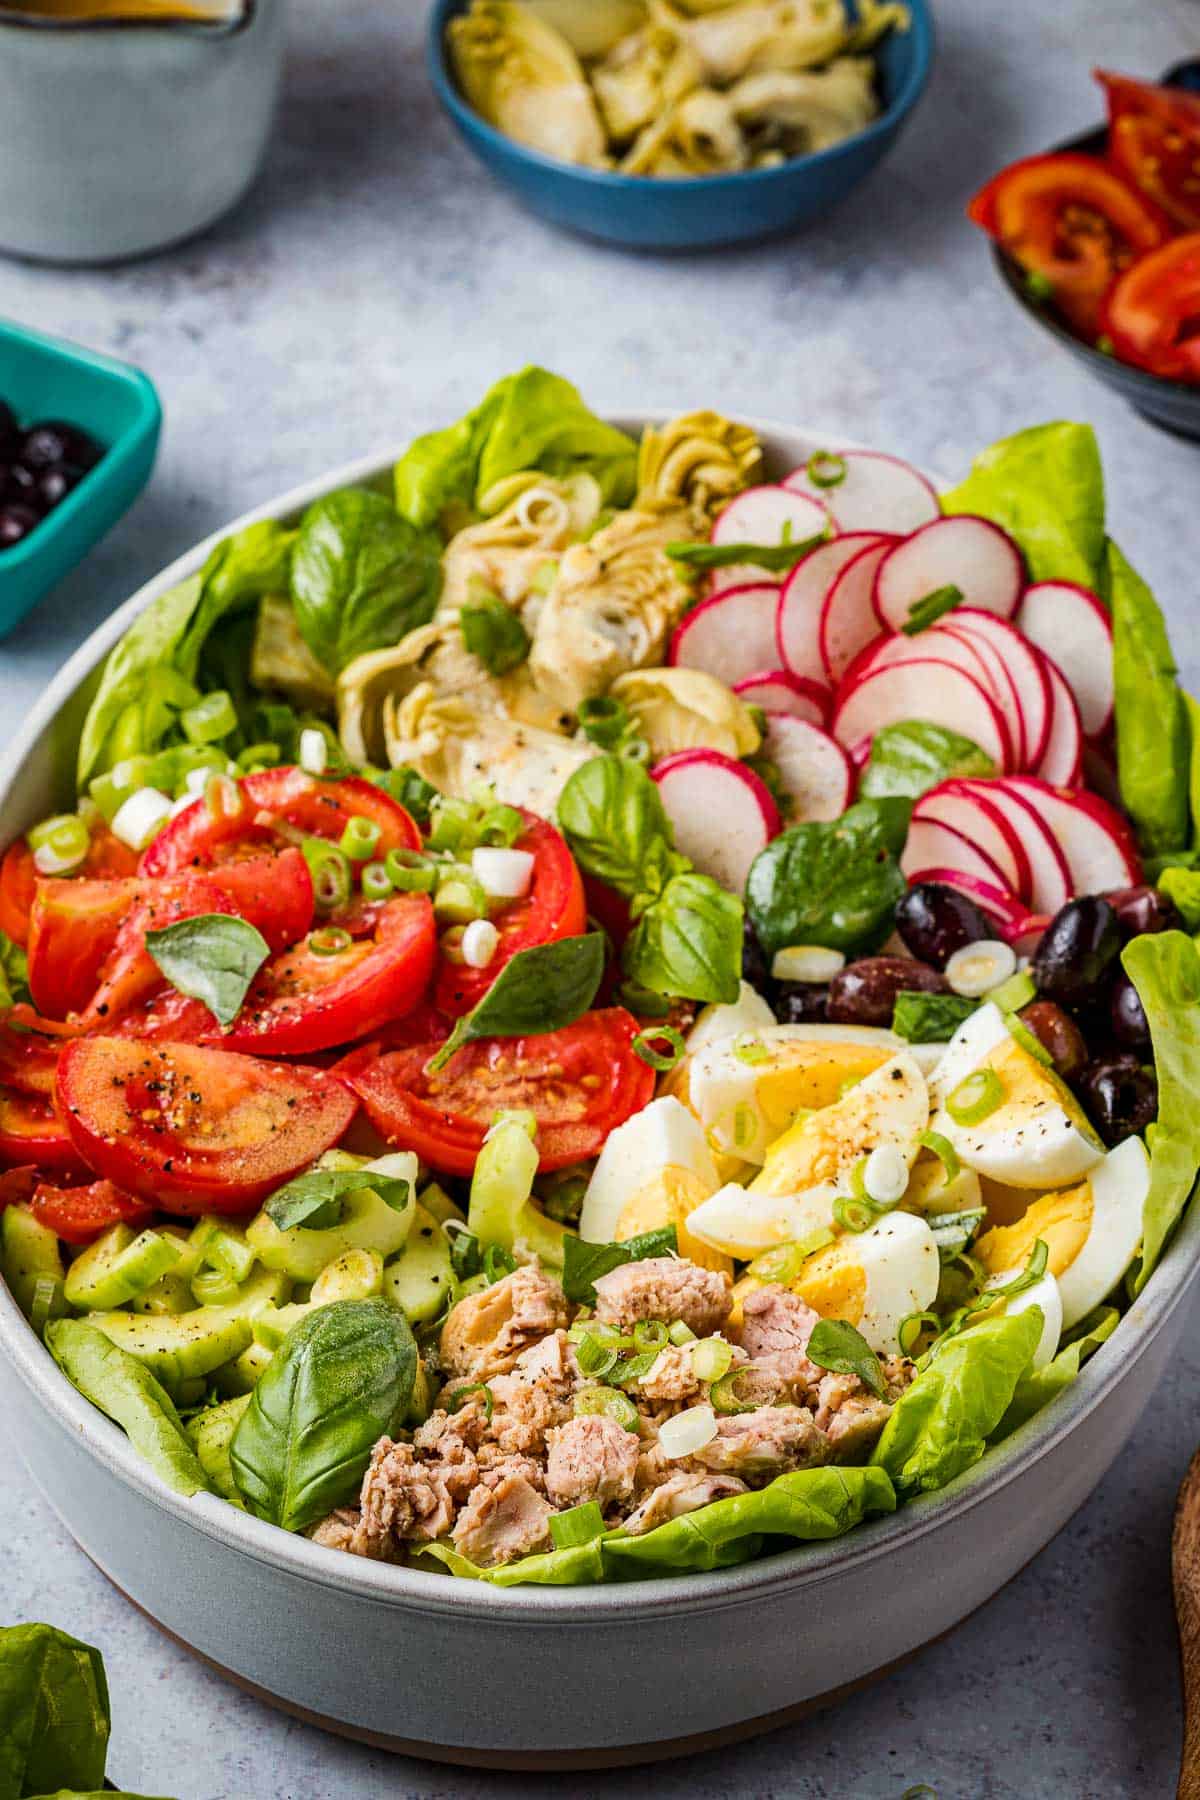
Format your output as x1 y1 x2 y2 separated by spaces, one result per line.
3 1 1200 1795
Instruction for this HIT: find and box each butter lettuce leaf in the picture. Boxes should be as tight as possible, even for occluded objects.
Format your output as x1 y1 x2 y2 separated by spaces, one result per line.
1109 540 1191 859
941 420 1107 590
1123 931 1200 1289
991 1305 1120 1443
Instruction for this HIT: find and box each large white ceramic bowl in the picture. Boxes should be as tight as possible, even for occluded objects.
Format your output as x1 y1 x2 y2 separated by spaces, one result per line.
2 418 1197 1767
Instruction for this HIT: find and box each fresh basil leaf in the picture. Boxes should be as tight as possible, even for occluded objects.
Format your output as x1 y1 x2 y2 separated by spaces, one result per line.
1123 931 1200 1289
291 488 442 673
892 990 977 1044
144 913 270 1029
901 583 964 636
806 1318 886 1398
623 871 742 1005
0 929 30 1010
665 529 828 575
265 1168 411 1233
746 799 911 957
941 420 1106 591
858 722 994 803
561 1225 678 1305
1110 539 1191 858
460 588 531 676
557 754 686 901
0 1622 111 1800
428 932 606 1074
45 1320 210 1500
230 1298 417 1533
366 764 438 828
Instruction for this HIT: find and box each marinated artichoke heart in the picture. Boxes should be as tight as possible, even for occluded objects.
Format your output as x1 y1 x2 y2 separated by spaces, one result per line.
650 0 862 85
384 682 598 813
611 667 762 760
592 23 703 142
636 410 762 519
522 0 647 59
728 58 878 158
621 86 747 177
250 593 336 711
449 0 608 167
439 472 602 616
527 508 693 712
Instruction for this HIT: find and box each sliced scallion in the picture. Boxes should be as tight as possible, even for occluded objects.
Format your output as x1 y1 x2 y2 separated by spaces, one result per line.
945 1067 1005 1126
574 1386 639 1432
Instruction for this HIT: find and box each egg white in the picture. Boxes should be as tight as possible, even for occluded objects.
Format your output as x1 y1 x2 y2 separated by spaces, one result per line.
796 1210 941 1356
1056 1135 1148 1330
579 1096 718 1243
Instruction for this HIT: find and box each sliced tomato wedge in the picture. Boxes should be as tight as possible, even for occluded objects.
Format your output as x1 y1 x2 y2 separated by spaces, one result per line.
342 1007 654 1176
0 1166 38 1210
27 878 140 1020
969 151 1170 334
216 892 436 1056
0 826 137 949
56 1037 359 1215
0 1025 60 1097
139 767 421 876
1099 69 1200 233
206 848 314 952
1101 233 1200 382
0 1087 90 1175
434 815 587 1018
31 1178 154 1247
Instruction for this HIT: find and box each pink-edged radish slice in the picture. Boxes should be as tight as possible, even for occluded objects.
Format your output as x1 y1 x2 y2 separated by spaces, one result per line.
843 628 1014 758
819 540 895 683
670 584 780 685
733 670 831 726
776 532 892 683
1016 581 1114 737
873 516 1025 633
900 818 1011 890
926 620 1028 769
1032 653 1084 787
954 779 1072 917
709 485 831 590
913 781 1033 903
831 658 1013 772
998 776 1142 893
941 609 1052 769
782 450 940 535
905 868 1035 942
651 750 780 893
760 714 853 823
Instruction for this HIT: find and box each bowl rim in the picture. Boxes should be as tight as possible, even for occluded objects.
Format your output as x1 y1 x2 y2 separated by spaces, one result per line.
2 409 1197 1623
426 0 935 196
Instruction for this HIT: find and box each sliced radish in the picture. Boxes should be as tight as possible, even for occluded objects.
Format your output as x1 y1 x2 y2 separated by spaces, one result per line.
926 621 1028 770
832 659 1013 772
710 486 831 589
904 868 1034 941
844 630 1016 771
942 610 1051 769
651 751 780 893
1016 581 1114 737
776 532 892 683
670 584 780 685
760 714 853 823
733 670 832 726
900 819 1010 890
873 516 1025 633
998 777 1142 894
819 540 894 683
1032 653 1084 787
913 781 1033 903
955 778 1072 916
782 450 940 535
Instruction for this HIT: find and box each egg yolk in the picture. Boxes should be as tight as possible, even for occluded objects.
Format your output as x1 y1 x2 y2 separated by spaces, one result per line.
792 1243 869 1324
617 1166 732 1277
967 1038 1101 1147
974 1182 1094 1278
752 1056 910 1199
753 1043 892 1141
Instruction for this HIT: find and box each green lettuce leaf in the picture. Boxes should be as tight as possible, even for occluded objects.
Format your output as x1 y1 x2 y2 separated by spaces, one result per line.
1109 540 1191 859
1122 930 1200 1289
0 1623 110 1800
991 1305 1120 1443
45 1320 211 1499
871 1310 1042 1496
1158 865 1200 931
941 421 1107 590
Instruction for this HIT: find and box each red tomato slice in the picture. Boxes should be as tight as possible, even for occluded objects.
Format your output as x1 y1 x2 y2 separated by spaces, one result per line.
28 878 140 1020
31 1178 154 1246
0 1166 38 1210
80 872 246 1027
342 1007 654 1176
0 1025 60 1097
433 815 587 1018
0 826 137 949
139 767 421 876
1101 233 1200 382
56 1037 359 1215
0 1087 90 1176
206 849 314 952
968 152 1170 334
216 892 436 1057
1098 69 1200 233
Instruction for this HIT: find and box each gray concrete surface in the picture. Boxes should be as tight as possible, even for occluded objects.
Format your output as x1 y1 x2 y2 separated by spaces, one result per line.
2 0 1199 1793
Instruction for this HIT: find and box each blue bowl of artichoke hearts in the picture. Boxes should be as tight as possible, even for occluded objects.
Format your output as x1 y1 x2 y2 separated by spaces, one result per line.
429 0 934 250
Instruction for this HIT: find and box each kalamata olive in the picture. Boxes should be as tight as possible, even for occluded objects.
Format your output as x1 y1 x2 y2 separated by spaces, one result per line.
1109 972 1151 1052
1018 999 1088 1079
774 982 829 1025
0 504 39 548
35 463 83 511
0 402 19 460
1030 897 1122 1009
741 917 775 998
1 461 38 507
1105 884 1183 940
827 955 945 1028
20 421 101 472
894 882 991 970
1075 1053 1157 1147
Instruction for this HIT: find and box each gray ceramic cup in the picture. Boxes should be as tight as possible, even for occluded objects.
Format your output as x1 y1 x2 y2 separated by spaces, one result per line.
0 0 285 264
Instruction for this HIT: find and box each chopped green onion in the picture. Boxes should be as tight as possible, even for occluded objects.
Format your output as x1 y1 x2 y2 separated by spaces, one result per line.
568 1320 631 1351
746 1229 835 1285
897 1311 939 1358
902 584 964 637
917 1129 960 1182
434 867 490 925
733 1034 769 1066
668 1319 697 1347
384 848 439 894
929 1209 987 1264
28 813 89 876
447 1383 494 1423
204 772 243 821
181 690 237 745
236 741 282 773
690 1336 733 1382
303 842 352 913
478 804 524 848
576 1333 621 1380
530 559 559 599
577 696 631 750
361 859 394 901
805 450 848 489
988 969 1037 1014
611 1351 658 1386
632 1319 670 1353
427 798 476 854
1007 1014 1054 1068
308 926 352 957
340 816 382 863
482 1243 517 1284
833 1195 875 1233
632 1025 685 1071
709 1367 757 1415
549 1500 605 1550
574 1386 639 1432
946 1067 1005 1125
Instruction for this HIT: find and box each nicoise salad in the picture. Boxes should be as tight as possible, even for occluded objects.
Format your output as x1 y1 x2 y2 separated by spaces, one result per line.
2 370 1198 1584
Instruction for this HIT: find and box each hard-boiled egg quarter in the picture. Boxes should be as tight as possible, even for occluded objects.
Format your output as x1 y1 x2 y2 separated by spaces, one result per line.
579 1096 718 1243
988 1269 1063 1370
792 1210 940 1355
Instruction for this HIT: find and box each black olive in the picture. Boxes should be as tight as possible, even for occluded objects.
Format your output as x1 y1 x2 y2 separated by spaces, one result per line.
1019 1000 1088 1079
1 462 38 508
741 917 775 999
1031 896 1122 1009
895 882 991 970
20 420 101 472
1109 972 1152 1053
1105 884 1183 940
0 402 20 461
0 504 39 549
35 463 83 511
1075 1054 1157 1147
827 955 945 1028
774 982 829 1025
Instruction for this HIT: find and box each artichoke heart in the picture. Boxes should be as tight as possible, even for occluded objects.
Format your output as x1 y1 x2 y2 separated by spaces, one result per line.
250 594 337 712
591 24 703 143
621 86 748 177
610 667 762 761
383 682 598 815
649 0 852 85
636 410 762 520
439 472 601 616
448 1 609 168
728 58 879 157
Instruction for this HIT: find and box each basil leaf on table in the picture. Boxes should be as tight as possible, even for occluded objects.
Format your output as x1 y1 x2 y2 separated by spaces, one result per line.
230 1298 417 1533
291 487 442 673
891 990 977 1045
144 913 270 1029
664 529 828 576
561 1225 678 1306
0 1622 111 1800
1122 931 1200 1290
746 799 911 957
623 872 742 1006
426 932 606 1075
858 722 994 804
1110 539 1192 859
265 1168 411 1234
556 754 686 902
806 1318 886 1398
460 588 531 675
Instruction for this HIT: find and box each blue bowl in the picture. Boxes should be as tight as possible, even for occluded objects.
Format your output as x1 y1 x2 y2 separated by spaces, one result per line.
429 0 934 251
0 318 161 638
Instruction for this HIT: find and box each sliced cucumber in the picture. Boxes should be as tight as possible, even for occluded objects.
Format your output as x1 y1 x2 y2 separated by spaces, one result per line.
403 1358 434 1428
418 1182 466 1226
205 1224 256 1284
211 1338 275 1397
311 1247 384 1305
85 1308 253 1396
246 1182 414 1283
64 1225 183 1312
383 1205 453 1325
186 1395 250 1504
1 1205 66 1323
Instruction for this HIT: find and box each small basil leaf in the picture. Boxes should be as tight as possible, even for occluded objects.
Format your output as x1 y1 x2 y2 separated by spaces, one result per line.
460 587 531 676
891 990 978 1045
858 722 994 804
746 799 911 957
556 754 686 901
623 871 742 1006
265 1169 411 1234
427 932 606 1075
901 583 964 636
561 1226 678 1306
665 529 828 575
144 913 270 1028
806 1318 886 1399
